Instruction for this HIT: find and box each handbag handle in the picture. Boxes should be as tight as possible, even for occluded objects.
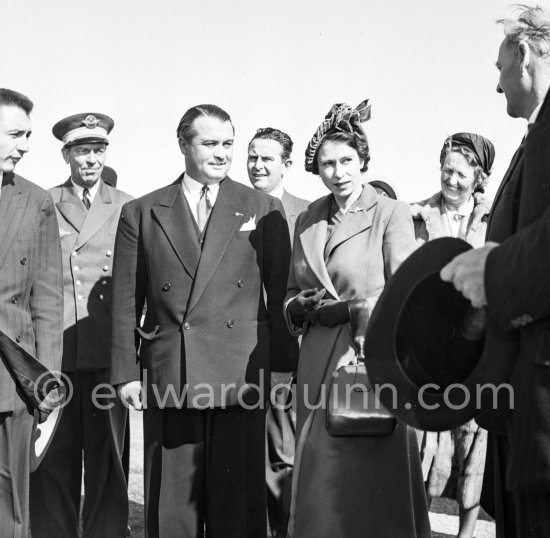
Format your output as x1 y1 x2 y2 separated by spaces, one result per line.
347 299 370 365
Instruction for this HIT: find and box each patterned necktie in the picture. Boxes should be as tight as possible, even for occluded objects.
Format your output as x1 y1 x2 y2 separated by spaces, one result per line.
82 188 91 210
197 185 212 231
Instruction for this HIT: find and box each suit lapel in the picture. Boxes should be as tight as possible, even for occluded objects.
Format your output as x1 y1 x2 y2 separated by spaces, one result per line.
152 181 201 279
0 174 28 270
186 178 245 315
56 179 87 233
324 187 375 259
298 197 340 300
74 180 115 249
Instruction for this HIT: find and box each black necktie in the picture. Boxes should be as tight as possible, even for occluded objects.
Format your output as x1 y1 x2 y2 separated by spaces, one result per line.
82 188 91 210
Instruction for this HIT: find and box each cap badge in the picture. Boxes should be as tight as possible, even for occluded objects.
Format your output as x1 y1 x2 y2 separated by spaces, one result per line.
82 115 100 129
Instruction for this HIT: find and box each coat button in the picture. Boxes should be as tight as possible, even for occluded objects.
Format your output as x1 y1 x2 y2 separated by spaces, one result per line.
101 280 107 286
103 265 109 272
183 322 190 330
15 336 21 343
227 320 234 328
74 266 80 271
77 294 83 301
237 280 244 288
162 283 171 292
106 250 112 257
98 294 104 301
75 280 81 287
11 296 18 304
71 251 77 257
20 257 27 265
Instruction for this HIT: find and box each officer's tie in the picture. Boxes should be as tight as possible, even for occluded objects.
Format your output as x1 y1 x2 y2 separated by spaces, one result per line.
82 188 91 210
197 185 212 231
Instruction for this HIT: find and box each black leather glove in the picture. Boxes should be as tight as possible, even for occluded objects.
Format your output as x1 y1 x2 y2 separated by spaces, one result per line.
288 288 326 325
306 299 350 328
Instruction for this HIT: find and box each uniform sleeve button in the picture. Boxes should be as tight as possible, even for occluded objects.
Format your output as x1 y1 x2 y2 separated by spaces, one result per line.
20 257 27 265
15 336 21 343
162 283 171 292
237 280 244 288
183 322 191 330
227 320 235 328
11 296 18 304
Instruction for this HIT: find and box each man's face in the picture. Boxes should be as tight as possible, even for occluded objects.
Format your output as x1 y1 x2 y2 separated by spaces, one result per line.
247 138 291 194
0 105 31 174
63 143 107 188
496 39 529 119
179 116 234 185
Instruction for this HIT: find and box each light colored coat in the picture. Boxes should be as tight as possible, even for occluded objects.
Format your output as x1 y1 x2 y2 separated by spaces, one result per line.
49 179 132 371
284 185 430 538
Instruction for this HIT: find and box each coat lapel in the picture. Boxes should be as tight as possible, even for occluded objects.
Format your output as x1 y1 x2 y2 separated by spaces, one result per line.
152 180 201 279
324 186 376 259
0 174 28 270
74 180 115 250
56 179 87 233
298 196 340 300
186 178 245 314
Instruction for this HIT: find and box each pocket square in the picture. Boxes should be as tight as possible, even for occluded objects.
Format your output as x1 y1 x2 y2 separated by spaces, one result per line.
239 216 256 231
59 227 72 238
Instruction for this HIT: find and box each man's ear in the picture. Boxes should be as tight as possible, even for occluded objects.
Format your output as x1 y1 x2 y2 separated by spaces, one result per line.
178 137 187 155
282 159 293 172
518 40 531 71
61 147 70 164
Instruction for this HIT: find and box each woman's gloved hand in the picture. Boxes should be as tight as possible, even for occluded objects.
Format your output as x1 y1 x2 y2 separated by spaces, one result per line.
306 299 350 328
287 288 327 325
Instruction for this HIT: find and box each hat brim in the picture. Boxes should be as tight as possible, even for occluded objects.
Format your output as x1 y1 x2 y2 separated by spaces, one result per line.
365 237 513 431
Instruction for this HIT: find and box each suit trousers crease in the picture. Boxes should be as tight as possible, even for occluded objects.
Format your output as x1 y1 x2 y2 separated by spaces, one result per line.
30 370 129 538
144 406 267 538
0 400 33 538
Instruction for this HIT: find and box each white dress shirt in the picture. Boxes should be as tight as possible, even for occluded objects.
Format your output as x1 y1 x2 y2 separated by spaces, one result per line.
71 178 100 204
181 173 220 225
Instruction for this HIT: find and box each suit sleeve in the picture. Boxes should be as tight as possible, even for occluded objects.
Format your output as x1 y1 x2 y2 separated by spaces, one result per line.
485 207 550 330
262 197 299 373
383 201 418 279
31 193 63 372
110 202 146 385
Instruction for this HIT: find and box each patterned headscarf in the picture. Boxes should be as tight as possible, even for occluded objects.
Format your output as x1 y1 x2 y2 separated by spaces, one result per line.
440 132 495 176
305 99 371 173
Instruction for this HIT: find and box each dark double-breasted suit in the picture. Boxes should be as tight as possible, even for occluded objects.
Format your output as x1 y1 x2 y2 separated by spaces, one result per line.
111 176 297 537
480 87 550 535
0 173 63 538
30 179 132 538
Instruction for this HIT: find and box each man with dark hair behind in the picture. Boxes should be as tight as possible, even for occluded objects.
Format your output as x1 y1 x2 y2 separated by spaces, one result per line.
111 104 298 537
247 126 308 537
0 88 63 538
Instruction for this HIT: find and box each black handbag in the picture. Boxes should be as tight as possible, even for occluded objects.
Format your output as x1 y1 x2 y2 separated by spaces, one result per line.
326 300 397 437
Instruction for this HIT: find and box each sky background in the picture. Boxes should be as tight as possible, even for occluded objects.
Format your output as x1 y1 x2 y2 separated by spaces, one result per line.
3 0 548 202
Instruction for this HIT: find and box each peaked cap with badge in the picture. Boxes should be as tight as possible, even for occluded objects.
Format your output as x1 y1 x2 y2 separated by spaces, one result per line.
52 112 114 147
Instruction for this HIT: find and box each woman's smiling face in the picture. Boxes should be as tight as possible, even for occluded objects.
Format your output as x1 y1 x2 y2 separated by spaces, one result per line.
440 151 477 208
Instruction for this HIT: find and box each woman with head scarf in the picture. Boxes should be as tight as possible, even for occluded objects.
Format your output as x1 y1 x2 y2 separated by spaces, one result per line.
283 101 431 538
410 132 495 538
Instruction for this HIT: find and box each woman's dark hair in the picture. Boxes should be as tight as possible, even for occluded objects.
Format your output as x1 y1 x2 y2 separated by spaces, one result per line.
312 130 370 175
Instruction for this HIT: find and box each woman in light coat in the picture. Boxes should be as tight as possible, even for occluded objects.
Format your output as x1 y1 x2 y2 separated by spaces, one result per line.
411 132 494 538
284 101 430 538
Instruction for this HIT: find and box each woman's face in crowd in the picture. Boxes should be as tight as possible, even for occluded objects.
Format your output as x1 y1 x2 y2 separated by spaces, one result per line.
440 151 477 208
317 140 364 203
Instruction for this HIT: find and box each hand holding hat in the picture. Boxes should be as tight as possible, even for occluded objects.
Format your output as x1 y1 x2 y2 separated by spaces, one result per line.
288 288 326 325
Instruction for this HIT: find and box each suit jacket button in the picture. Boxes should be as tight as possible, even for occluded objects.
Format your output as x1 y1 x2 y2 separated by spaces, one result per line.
103 265 109 272
227 320 234 328
98 294 104 301
71 251 77 257
237 280 244 288
106 249 112 257
101 280 107 286
20 257 27 265
15 336 21 343
183 322 191 330
162 283 171 292
77 294 83 301
11 296 18 304
75 280 81 287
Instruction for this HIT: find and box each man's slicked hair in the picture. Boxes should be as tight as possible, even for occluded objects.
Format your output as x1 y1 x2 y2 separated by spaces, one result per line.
497 4 550 58
0 88 34 114
176 104 233 142
249 127 293 161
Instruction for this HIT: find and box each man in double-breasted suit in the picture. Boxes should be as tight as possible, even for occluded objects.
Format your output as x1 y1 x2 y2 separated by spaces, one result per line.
441 6 550 536
0 88 63 538
111 105 298 538
247 127 309 537
30 113 132 538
